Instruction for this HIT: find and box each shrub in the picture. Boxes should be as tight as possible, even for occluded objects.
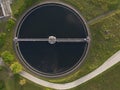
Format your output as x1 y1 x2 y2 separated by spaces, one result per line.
1 51 14 64
19 79 26 86
10 62 22 74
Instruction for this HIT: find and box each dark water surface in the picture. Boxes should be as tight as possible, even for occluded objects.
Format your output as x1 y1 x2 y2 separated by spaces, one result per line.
18 4 87 38
19 42 87 74
16 3 89 76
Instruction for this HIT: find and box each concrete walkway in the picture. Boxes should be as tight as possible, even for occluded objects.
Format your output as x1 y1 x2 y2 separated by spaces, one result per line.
19 50 120 90
88 10 118 25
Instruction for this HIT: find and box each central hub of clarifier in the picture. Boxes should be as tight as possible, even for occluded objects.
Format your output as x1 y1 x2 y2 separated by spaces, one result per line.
48 36 56 44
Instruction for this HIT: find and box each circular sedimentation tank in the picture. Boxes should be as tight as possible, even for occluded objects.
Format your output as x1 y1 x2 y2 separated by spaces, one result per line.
14 2 90 77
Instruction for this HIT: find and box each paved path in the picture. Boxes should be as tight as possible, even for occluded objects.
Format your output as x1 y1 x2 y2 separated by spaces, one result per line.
19 50 120 90
88 10 117 25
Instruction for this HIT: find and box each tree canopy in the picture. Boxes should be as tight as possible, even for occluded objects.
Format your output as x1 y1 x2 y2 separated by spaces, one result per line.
1 51 14 64
10 62 22 74
19 79 26 86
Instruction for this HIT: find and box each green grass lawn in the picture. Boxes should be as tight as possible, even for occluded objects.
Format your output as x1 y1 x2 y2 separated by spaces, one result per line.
61 0 120 20
0 67 49 90
71 62 120 90
0 0 120 90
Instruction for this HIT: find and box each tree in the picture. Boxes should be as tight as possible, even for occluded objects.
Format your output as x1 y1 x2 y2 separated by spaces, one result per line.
19 79 26 86
1 51 14 64
10 62 22 74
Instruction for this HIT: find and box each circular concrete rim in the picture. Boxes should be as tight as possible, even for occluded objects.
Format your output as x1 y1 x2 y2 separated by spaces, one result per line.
14 1 91 78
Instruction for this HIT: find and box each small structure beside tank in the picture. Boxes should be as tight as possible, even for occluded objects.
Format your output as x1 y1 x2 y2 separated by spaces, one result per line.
0 0 12 21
